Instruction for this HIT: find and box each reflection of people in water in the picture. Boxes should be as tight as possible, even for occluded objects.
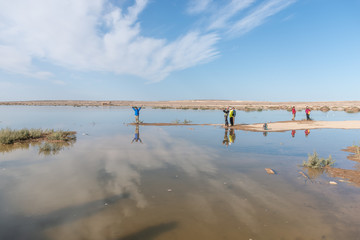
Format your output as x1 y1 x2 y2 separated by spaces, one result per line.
263 132 268 137
291 130 296 138
305 129 310 137
132 125 143 143
229 129 236 144
222 128 229 147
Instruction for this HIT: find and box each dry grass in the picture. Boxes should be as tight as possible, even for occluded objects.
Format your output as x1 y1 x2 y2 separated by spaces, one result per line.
0 128 76 144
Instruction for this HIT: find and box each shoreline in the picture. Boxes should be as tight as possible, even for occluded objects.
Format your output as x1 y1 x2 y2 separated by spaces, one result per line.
129 120 360 132
1 100 360 112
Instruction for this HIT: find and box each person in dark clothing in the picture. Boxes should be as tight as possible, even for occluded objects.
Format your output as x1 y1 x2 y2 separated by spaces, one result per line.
223 107 229 127
132 106 142 123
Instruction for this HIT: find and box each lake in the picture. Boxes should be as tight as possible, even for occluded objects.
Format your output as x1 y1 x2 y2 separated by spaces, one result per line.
0 106 359 240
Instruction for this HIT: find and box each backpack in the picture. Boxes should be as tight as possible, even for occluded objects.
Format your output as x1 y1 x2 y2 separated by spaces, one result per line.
233 109 236 117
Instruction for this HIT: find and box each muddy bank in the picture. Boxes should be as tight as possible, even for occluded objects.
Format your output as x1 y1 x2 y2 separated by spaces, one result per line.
1 100 360 112
326 146 360 187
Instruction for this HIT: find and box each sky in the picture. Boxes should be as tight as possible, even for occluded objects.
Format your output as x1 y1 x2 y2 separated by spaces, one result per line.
0 0 359 101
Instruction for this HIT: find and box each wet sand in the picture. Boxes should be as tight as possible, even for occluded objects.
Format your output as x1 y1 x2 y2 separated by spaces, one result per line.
131 120 360 132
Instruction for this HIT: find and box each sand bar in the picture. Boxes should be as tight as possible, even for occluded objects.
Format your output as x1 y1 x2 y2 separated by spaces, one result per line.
130 120 360 132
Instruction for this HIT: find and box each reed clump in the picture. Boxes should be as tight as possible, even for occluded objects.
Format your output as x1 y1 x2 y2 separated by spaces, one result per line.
47 130 76 141
0 128 76 144
302 151 335 169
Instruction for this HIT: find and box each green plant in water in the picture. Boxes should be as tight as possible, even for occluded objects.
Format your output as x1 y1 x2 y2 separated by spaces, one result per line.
47 130 76 141
352 142 360 154
0 128 44 144
0 128 76 144
302 151 335 169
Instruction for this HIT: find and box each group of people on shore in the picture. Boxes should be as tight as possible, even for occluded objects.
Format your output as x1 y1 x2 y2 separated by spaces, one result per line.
222 106 312 128
133 105 312 129
223 107 236 127
291 106 311 121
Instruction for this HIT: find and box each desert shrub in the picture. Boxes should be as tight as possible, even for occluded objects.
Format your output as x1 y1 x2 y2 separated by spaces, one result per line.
0 128 43 144
303 151 335 169
320 106 330 112
345 107 360 113
47 130 76 141
0 128 76 144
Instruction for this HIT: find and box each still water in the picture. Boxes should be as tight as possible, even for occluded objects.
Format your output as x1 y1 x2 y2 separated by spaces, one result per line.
0 106 360 240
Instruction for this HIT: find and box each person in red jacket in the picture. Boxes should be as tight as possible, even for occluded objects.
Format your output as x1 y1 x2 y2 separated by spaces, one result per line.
291 106 296 121
305 106 311 120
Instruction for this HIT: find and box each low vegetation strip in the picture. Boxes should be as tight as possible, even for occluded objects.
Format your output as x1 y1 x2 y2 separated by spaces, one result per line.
0 128 76 144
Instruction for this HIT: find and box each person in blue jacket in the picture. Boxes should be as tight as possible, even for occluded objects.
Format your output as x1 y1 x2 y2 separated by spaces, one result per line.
132 106 142 123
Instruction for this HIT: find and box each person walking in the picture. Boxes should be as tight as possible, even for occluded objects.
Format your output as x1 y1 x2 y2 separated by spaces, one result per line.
292 106 296 121
223 107 229 127
229 107 236 126
132 106 142 123
305 106 311 120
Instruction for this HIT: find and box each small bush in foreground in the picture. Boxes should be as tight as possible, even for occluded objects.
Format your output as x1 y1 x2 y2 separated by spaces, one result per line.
0 128 44 144
303 151 335 169
47 130 76 141
0 128 76 144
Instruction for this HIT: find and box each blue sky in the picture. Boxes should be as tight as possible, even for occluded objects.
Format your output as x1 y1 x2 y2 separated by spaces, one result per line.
0 0 359 101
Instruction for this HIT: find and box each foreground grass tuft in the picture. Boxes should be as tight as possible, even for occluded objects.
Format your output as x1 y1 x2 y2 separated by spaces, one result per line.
303 151 335 169
0 128 76 144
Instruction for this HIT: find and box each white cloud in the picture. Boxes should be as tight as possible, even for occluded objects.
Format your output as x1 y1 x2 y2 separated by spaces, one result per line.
0 0 219 82
228 0 297 37
187 0 212 14
207 0 255 31
0 0 295 82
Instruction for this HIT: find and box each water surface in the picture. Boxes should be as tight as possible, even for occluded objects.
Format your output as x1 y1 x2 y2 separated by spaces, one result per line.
0 106 359 240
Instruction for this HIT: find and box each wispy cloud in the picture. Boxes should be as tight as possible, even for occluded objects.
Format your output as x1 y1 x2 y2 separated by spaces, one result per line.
228 0 297 37
187 0 212 14
0 0 295 82
207 0 255 31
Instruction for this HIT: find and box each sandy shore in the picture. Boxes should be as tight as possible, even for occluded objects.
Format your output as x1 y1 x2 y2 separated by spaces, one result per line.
130 120 360 132
232 120 360 132
1 100 360 112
